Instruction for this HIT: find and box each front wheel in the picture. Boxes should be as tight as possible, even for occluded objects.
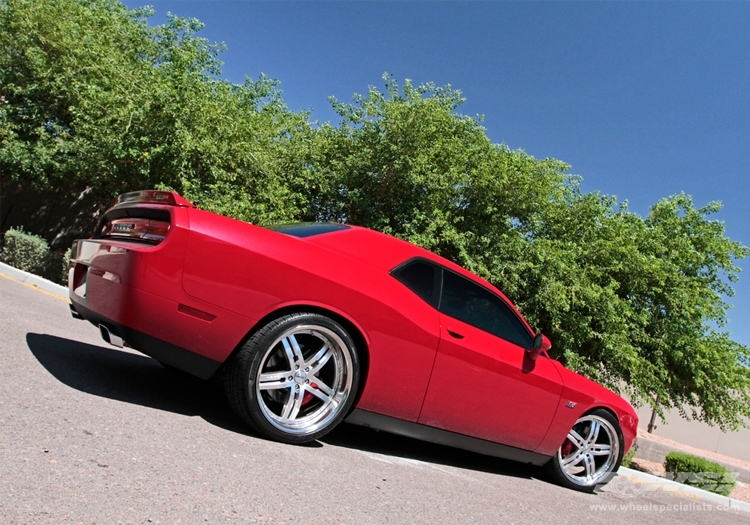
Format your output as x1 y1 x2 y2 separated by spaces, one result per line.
546 409 624 492
226 313 360 444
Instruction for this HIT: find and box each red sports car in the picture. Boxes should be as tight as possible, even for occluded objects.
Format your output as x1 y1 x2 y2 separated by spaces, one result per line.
68 190 637 491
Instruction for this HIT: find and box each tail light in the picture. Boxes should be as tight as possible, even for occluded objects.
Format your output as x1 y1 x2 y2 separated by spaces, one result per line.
100 217 171 244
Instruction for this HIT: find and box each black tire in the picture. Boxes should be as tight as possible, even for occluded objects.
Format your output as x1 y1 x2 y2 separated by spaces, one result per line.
545 408 624 492
225 313 360 444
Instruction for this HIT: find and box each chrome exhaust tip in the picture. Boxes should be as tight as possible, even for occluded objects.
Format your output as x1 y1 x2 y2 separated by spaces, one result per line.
69 303 84 320
99 324 124 348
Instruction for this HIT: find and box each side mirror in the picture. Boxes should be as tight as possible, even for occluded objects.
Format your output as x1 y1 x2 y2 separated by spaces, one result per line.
528 334 552 361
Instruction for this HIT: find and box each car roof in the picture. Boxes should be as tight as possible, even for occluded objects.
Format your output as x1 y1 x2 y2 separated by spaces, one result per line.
300 225 535 333
297 225 432 269
300 225 494 288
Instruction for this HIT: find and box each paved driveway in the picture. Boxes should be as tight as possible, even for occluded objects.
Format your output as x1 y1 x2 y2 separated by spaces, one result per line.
1 274 748 524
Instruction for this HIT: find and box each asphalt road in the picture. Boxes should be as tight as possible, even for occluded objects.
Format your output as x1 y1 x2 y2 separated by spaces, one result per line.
1 274 748 525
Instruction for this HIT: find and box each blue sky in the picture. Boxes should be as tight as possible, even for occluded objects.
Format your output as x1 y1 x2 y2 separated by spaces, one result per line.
121 0 750 346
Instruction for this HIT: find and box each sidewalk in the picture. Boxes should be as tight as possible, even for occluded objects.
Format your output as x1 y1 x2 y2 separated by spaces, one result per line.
0 261 68 298
611 467 750 515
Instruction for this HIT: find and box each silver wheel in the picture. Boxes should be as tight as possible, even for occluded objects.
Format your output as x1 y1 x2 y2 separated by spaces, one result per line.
557 414 620 488
255 324 354 435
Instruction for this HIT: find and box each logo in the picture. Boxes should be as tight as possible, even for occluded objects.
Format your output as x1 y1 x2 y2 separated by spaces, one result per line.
603 475 652 498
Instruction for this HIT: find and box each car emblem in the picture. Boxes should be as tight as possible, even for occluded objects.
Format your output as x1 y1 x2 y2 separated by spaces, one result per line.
565 401 577 409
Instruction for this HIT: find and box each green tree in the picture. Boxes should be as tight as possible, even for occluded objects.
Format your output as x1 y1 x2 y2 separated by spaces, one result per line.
0 0 315 225
316 75 750 431
2 0 747 430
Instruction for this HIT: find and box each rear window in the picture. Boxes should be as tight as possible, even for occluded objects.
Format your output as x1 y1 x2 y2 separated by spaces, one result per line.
268 223 350 238
95 207 171 245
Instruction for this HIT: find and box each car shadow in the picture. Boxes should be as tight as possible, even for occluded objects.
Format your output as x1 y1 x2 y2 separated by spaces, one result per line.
323 421 544 482
27 332 550 483
25 332 252 437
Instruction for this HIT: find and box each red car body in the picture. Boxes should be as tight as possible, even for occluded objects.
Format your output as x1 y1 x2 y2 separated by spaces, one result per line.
69 190 637 489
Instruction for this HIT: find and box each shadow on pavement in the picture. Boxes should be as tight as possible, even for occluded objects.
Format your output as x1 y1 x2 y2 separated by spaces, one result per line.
25 332 252 437
27 332 549 482
325 422 544 482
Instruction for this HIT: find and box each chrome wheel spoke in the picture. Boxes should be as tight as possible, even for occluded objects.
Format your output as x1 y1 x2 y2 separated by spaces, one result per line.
281 337 297 369
584 455 596 479
591 444 611 456
280 386 305 421
281 334 305 366
259 370 292 385
307 344 333 374
308 379 334 403
585 421 601 446
567 429 586 448
562 451 583 468
259 378 294 391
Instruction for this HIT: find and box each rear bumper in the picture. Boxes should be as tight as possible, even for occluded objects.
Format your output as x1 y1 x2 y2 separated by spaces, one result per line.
69 294 221 380
67 235 254 378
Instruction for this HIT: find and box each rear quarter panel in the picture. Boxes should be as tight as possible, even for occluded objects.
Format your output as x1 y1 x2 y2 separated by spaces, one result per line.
69 206 255 364
181 209 441 422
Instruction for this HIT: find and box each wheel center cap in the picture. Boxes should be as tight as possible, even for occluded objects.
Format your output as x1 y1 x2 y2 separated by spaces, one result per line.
294 370 307 385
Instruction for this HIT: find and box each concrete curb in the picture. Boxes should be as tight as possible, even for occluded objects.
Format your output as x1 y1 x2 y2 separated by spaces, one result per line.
634 434 750 483
0 261 68 299
617 467 750 514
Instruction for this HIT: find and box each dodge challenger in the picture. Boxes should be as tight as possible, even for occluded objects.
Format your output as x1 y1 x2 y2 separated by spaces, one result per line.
68 190 638 491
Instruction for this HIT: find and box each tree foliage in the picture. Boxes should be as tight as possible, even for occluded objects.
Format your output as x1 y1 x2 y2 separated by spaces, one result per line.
2 1 748 430
0 0 315 224
314 75 750 431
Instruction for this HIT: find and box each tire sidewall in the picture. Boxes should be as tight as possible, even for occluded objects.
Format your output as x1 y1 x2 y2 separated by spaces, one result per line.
231 313 360 444
547 408 625 492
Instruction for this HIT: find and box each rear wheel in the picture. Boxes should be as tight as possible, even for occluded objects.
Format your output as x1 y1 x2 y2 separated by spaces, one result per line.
546 409 624 492
226 313 360 444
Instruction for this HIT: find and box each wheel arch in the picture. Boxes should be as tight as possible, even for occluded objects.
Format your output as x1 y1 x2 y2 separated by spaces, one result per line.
544 405 627 491
580 405 627 460
219 303 371 408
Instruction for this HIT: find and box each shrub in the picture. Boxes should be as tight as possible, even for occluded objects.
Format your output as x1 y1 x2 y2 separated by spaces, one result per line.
1 228 50 276
61 247 71 286
0 228 68 285
664 451 736 496
621 446 637 468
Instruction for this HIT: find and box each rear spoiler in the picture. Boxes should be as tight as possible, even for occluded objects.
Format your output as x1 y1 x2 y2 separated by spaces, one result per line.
109 190 195 209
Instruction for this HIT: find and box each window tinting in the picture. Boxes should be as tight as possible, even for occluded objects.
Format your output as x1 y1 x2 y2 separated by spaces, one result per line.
439 270 533 349
268 222 350 238
392 260 439 306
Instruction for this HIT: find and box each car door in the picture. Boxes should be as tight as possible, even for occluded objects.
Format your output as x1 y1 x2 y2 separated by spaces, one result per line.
417 268 563 451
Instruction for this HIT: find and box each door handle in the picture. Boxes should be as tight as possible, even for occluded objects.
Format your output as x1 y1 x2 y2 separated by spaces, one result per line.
447 329 464 339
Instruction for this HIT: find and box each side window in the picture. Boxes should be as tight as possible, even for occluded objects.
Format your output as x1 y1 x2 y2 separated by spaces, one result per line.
392 260 440 307
439 270 533 349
